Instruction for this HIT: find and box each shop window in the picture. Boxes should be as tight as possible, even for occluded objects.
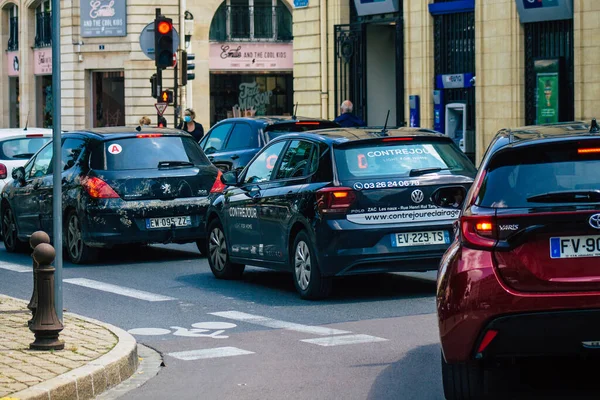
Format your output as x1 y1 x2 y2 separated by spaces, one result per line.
37 75 52 128
92 71 125 127
209 0 292 42
7 5 18 51
34 0 52 48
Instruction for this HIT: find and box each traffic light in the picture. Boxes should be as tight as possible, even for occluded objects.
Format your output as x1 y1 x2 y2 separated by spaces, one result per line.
181 51 195 86
154 15 174 69
150 74 157 98
159 90 174 104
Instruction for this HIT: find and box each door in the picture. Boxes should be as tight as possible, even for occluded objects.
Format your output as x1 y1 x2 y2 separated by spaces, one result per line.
200 122 234 171
259 139 317 262
222 140 287 260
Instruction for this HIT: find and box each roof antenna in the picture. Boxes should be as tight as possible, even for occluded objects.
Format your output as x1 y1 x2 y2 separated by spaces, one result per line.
381 110 390 136
590 118 599 133
292 102 298 120
24 111 30 131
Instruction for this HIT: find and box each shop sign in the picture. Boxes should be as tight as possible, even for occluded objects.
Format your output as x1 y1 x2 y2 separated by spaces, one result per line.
515 0 572 23
353 0 400 17
209 43 293 71
81 0 127 37
537 73 559 124
7 51 19 77
435 73 474 90
34 49 52 75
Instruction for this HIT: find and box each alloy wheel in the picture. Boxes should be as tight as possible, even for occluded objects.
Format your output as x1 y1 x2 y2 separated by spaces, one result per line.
294 241 311 291
2 208 16 249
67 214 83 261
209 227 227 272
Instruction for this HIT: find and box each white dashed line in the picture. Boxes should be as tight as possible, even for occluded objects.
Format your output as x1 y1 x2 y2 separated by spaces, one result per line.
64 278 176 302
167 347 255 361
209 311 351 336
301 334 388 347
0 261 31 273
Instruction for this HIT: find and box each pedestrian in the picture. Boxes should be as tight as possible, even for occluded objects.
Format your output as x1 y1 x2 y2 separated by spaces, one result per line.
139 116 151 127
177 108 204 142
334 100 366 128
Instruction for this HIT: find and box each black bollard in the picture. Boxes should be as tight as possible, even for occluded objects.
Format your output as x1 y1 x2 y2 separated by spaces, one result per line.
27 231 51 325
29 243 64 351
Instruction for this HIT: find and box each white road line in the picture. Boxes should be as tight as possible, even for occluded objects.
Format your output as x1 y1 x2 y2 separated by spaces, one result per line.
0 261 31 273
167 347 254 361
301 334 388 347
209 311 351 336
64 278 176 302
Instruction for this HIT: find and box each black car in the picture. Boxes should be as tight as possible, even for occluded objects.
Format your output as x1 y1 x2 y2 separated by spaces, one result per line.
1 128 220 263
204 127 477 299
198 117 339 172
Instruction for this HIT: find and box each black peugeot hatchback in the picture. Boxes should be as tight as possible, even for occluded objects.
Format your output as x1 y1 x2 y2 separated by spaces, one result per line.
1 128 220 263
204 127 477 299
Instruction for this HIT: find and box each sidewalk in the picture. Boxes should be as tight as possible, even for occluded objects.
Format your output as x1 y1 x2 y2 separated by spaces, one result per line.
0 295 137 400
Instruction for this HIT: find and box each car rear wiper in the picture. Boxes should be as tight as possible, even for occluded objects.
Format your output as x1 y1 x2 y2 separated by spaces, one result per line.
409 167 451 177
157 161 195 169
527 190 600 203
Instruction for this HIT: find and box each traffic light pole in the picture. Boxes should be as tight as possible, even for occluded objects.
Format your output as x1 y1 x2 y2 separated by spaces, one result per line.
174 54 178 129
156 67 162 124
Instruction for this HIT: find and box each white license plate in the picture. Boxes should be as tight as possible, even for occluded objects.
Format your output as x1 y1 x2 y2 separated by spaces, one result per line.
146 216 192 229
391 230 449 247
550 235 600 259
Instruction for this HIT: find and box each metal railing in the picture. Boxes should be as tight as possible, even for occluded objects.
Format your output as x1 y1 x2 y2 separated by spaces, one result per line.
209 5 292 41
8 17 18 51
34 12 52 48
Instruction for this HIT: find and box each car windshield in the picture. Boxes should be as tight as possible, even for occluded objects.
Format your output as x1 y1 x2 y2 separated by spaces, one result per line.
0 137 51 160
476 141 600 208
91 136 210 170
334 139 476 180
265 121 339 141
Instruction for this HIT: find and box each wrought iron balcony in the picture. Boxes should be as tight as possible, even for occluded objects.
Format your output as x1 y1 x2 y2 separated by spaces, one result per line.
34 12 52 48
7 16 18 51
210 4 292 42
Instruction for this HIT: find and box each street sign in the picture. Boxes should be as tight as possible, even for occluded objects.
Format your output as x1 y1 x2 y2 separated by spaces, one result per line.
294 0 309 8
139 22 180 61
155 103 168 116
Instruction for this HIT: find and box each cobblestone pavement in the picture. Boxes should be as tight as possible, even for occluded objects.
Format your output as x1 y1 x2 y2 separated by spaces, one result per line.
0 296 117 398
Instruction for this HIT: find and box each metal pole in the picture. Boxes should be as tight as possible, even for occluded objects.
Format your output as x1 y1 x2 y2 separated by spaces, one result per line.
51 0 62 322
155 9 161 125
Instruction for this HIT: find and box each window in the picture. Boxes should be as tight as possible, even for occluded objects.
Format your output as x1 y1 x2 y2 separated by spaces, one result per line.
275 140 315 179
29 142 53 178
0 137 50 160
7 5 18 51
265 120 339 141
243 141 286 184
34 0 52 48
225 123 257 150
61 138 86 171
203 123 233 154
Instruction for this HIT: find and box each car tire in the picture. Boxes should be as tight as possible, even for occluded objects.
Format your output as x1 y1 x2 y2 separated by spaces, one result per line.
65 210 98 264
1 205 29 253
291 231 332 300
195 239 208 257
441 352 485 400
207 220 244 279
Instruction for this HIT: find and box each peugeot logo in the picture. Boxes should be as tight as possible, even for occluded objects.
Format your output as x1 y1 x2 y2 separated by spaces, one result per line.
589 214 600 230
411 189 424 204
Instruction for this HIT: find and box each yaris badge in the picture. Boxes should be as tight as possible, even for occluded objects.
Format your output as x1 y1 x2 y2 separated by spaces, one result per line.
589 214 600 230
411 189 424 204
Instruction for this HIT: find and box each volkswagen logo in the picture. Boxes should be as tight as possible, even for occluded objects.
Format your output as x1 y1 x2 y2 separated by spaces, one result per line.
411 189 424 204
589 214 600 230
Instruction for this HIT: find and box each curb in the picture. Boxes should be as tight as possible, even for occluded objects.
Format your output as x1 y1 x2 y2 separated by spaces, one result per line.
4 298 138 400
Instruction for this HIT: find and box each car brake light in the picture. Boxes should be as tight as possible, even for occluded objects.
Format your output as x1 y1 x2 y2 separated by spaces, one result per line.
295 121 320 125
578 147 600 154
476 330 498 357
460 215 497 249
82 176 119 199
210 170 226 193
316 187 356 214
0 163 6 179
26 134 44 138
381 137 413 142
136 133 163 138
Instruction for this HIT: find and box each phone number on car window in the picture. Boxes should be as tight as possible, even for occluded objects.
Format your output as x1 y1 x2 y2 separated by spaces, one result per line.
353 181 420 190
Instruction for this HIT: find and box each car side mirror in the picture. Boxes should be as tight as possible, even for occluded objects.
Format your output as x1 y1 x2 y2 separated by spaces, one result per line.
221 171 239 186
431 186 467 209
11 166 26 185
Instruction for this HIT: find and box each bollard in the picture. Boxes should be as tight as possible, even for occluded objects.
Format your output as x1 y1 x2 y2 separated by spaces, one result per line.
29 243 64 350
27 231 51 325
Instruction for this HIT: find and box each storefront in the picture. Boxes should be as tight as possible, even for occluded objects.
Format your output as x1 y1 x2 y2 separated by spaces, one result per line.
91 71 125 127
34 48 52 128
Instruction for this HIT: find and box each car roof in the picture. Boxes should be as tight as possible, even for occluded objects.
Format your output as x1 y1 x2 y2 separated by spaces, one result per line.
0 128 53 138
497 121 597 147
215 116 334 126
270 127 447 144
67 126 186 140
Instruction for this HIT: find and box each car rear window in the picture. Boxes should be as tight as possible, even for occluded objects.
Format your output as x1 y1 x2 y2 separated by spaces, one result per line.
334 139 476 180
91 135 210 170
265 121 339 141
477 141 600 208
0 137 51 160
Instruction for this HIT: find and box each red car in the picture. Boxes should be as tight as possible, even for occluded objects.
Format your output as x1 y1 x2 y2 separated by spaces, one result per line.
437 120 600 399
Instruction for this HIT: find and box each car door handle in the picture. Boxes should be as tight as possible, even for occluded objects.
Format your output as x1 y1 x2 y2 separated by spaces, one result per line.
230 154 239 160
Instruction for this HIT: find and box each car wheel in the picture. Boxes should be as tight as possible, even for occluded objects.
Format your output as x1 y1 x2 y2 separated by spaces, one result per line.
292 231 332 300
196 239 208 257
207 220 244 279
65 210 97 264
1 205 28 253
441 351 485 400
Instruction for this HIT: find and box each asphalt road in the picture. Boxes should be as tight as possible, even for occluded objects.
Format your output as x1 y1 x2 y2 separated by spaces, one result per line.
1 243 599 399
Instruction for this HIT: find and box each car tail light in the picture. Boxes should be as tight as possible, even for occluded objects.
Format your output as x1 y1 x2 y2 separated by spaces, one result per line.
316 187 356 214
0 163 6 179
82 176 120 199
26 134 44 138
476 330 498 357
578 147 600 154
136 133 163 138
460 215 497 249
381 137 413 142
295 121 320 125
210 170 226 193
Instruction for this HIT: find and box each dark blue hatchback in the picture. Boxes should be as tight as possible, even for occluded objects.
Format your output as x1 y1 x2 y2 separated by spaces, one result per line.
204 127 477 299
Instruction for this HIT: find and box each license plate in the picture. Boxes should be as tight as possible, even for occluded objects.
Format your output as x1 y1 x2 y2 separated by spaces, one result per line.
550 235 600 259
146 216 192 229
391 230 450 247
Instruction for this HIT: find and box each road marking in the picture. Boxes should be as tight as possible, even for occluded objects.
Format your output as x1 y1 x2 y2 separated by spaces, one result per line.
167 347 254 361
0 261 31 273
301 334 388 347
210 311 351 336
64 278 176 302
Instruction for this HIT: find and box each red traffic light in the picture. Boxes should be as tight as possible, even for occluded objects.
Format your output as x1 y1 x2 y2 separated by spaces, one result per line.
157 21 172 35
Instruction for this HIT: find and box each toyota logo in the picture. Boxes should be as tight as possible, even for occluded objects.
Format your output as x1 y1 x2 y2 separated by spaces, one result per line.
411 189 424 204
590 214 600 230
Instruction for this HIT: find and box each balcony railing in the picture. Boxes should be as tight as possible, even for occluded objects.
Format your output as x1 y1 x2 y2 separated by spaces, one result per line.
34 12 52 48
7 17 18 51
210 5 292 42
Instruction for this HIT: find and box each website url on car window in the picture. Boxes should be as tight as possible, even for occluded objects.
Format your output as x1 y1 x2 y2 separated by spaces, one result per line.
347 209 460 225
